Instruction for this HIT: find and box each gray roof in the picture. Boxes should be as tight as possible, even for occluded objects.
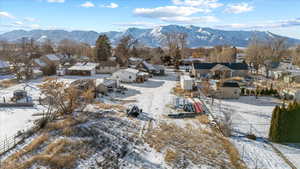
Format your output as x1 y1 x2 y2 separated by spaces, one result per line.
193 62 248 70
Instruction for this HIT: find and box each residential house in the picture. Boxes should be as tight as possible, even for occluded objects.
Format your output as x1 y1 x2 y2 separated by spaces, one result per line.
192 62 248 78
41 54 60 66
215 81 241 99
139 61 165 76
179 57 204 72
67 62 98 76
0 60 10 75
112 68 138 83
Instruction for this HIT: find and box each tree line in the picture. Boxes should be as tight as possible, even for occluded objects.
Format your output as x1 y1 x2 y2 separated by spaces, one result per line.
269 101 300 142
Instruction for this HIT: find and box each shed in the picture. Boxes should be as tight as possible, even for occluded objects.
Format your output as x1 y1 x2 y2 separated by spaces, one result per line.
95 78 119 94
180 75 194 91
112 68 139 83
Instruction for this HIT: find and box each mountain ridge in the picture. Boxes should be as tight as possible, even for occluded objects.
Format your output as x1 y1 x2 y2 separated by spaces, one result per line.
1 25 300 48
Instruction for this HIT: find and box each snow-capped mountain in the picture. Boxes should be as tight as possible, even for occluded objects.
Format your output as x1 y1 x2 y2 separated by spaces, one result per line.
1 25 300 48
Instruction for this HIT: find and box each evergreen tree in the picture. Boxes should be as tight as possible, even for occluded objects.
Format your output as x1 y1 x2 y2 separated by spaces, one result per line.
95 35 112 62
269 105 280 141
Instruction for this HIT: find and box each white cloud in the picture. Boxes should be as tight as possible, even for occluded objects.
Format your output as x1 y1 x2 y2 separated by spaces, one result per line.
216 18 300 30
81 1 95 8
102 3 119 8
161 16 218 24
134 6 205 18
114 21 158 28
14 21 24 25
172 0 223 8
225 3 253 14
24 17 37 22
0 11 16 19
30 24 41 29
47 0 65 3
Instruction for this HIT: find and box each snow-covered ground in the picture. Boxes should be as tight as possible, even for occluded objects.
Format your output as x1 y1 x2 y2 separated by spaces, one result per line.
203 96 299 169
0 74 110 144
208 96 279 138
0 79 47 143
274 143 300 168
119 72 176 120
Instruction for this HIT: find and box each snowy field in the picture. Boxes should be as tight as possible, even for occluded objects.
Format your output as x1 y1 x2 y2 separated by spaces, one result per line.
204 96 299 169
274 143 300 168
0 74 110 144
119 71 176 120
0 78 47 143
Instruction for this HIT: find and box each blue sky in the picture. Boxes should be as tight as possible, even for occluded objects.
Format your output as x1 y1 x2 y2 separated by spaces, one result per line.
0 0 299 38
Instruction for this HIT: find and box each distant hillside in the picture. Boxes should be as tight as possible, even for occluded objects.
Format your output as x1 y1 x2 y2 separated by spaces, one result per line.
1 25 300 48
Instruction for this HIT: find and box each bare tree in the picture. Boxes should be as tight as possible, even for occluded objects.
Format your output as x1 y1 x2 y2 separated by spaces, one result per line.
40 39 55 55
6 39 38 81
38 79 81 115
246 37 265 75
292 45 300 66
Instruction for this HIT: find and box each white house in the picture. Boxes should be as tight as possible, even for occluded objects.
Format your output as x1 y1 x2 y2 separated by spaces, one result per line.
180 75 194 91
112 68 139 83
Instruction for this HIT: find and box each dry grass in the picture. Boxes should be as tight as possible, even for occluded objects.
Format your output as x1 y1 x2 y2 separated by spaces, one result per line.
43 77 57 82
3 138 85 169
95 102 126 111
222 138 247 169
145 123 247 169
2 134 49 168
45 116 78 131
164 149 177 164
197 115 210 124
0 79 18 88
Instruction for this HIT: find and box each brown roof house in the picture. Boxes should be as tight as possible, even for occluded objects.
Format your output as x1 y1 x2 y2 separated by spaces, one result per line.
192 62 248 79
214 81 241 99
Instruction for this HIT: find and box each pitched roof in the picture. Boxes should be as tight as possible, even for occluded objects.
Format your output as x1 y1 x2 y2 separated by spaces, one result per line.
125 68 139 74
193 62 248 70
44 54 60 61
68 62 97 71
221 82 240 88
33 59 47 67
210 64 231 72
142 61 156 71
